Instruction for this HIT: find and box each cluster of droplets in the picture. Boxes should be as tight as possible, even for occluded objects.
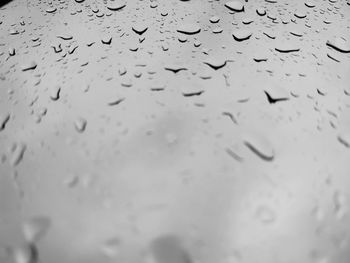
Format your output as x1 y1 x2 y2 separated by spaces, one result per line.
0 0 349 262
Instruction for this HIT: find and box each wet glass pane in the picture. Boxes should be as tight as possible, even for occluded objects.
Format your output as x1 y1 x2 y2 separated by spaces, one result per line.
0 0 349 263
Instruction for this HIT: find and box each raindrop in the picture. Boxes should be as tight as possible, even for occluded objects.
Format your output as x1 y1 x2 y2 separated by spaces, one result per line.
209 16 220 23
194 40 201 47
21 61 37 71
294 11 306 19
232 30 252 41
50 86 61 101
290 30 303 37
9 47 15 56
326 37 350 53
164 65 188 73
243 133 274 161
101 35 112 45
305 0 316 7
263 31 276 39
178 35 188 43
9 142 26 167
182 90 204 97
22 216 51 243
177 24 201 35
264 85 290 103
106 3 126 11
327 51 341 62
57 34 73 41
46 7 57 13
132 24 148 35
337 132 350 148
74 117 87 133
203 58 227 70
51 43 62 53
222 111 238 124
256 8 266 16
0 112 10 131
225 1 244 12
119 67 127 76
275 44 300 53
108 97 125 106
68 45 78 54
212 27 223 34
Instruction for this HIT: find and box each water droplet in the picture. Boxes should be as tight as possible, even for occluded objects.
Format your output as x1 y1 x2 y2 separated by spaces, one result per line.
305 0 316 7
177 24 201 35
203 58 227 70
106 3 126 11
57 34 73 41
21 61 37 71
0 112 10 131
209 16 220 23
164 65 188 73
182 86 204 97
74 117 87 133
22 216 51 243
274 44 300 53
243 133 274 161
326 37 350 53
290 30 303 37
256 8 266 16
108 97 125 106
132 24 148 35
212 27 223 34
46 7 57 13
101 35 112 45
294 11 306 19
50 86 61 101
9 142 26 167
9 47 15 56
225 1 244 12
264 85 289 103
232 30 252 41
337 132 350 148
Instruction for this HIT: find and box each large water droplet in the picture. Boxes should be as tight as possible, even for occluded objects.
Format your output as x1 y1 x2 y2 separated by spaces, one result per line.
232 30 252 41
225 1 244 12
177 24 201 35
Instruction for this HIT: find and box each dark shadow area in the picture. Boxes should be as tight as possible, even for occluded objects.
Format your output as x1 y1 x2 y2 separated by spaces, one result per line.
0 0 15 8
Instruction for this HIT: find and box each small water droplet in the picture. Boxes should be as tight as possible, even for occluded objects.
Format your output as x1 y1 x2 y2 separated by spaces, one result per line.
9 142 26 167
74 117 87 133
0 112 10 131
243 133 274 161
22 216 51 243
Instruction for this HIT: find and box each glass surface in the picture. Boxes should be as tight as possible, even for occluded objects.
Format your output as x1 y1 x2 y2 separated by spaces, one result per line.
0 0 349 262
